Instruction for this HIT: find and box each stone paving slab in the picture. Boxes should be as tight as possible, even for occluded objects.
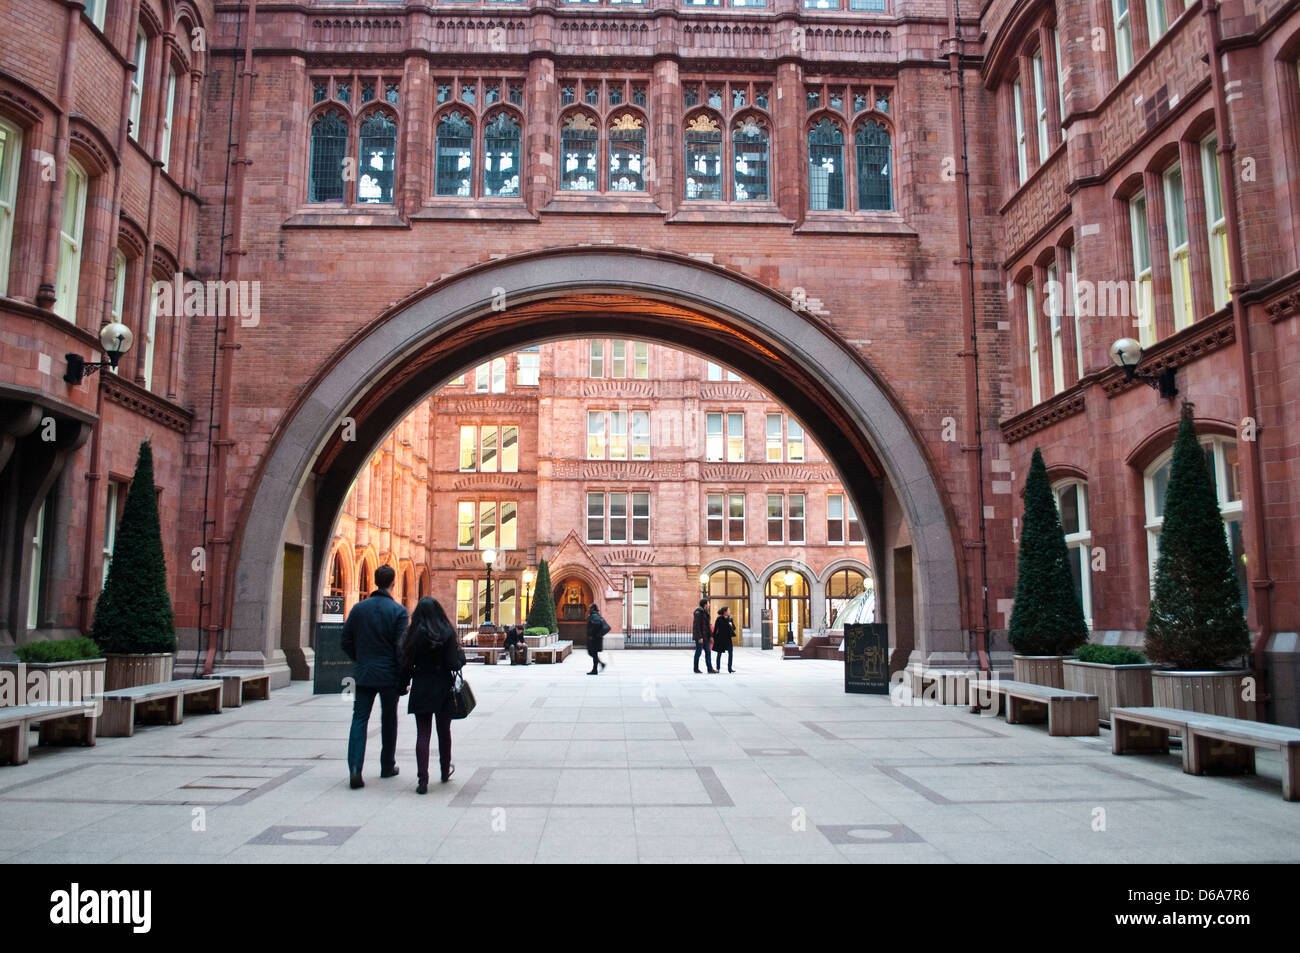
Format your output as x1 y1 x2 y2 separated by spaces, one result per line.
1 647 1298 864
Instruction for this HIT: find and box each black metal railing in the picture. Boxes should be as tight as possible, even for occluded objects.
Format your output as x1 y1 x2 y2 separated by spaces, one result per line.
624 623 693 648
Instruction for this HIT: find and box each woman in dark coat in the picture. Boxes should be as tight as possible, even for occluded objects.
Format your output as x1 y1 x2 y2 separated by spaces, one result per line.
712 605 738 674
586 604 609 675
400 597 465 793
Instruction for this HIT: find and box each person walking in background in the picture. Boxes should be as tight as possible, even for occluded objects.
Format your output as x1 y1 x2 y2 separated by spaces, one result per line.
692 598 715 674
341 564 408 789
712 605 737 674
400 597 465 792
587 603 610 674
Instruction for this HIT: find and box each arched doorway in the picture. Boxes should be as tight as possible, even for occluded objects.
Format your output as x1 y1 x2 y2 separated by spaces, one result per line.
765 569 811 646
224 249 964 677
705 567 751 630
554 576 594 647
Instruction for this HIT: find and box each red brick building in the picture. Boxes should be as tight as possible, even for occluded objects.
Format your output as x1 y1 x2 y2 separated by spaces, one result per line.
324 340 873 646
3 0 1299 720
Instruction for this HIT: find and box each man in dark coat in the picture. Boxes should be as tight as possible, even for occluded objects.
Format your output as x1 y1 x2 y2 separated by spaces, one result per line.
341 564 409 789
692 599 715 673
586 604 610 675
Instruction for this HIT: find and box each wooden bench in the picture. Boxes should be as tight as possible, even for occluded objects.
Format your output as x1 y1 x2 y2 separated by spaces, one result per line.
0 703 98 765
907 668 978 706
204 670 272 708
99 679 224 738
969 678 1099 736
1111 706 1300 802
463 646 504 665
531 641 573 664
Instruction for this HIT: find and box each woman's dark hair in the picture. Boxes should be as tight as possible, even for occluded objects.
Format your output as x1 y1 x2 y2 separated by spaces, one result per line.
716 606 729 616
402 596 454 669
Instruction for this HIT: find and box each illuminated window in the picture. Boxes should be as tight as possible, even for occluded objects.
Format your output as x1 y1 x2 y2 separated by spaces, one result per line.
1201 135 1231 310
54 159 87 323
1163 163 1192 331
1053 480 1093 628
1130 192 1155 346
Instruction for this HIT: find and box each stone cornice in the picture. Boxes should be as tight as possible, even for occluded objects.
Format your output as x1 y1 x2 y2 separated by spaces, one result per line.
101 376 195 434
1100 310 1235 399
1000 389 1085 444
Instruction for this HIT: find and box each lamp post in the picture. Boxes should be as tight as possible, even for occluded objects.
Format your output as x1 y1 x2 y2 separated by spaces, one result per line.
783 570 798 646
522 568 534 621
64 322 135 385
699 570 709 601
1110 337 1178 398
481 548 496 630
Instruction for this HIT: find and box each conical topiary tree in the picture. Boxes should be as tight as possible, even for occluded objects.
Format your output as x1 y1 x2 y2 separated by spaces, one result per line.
525 558 558 634
92 440 176 654
1144 403 1249 669
1009 448 1089 656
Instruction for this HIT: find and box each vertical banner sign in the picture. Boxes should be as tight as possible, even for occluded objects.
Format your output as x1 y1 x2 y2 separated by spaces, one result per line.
313 596 348 694
844 622 889 694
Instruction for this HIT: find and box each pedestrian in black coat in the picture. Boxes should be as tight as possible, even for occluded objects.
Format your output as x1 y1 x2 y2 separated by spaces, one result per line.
712 606 738 674
400 597 465 793
341 564 408 789
692 599 716 673
587 604 610 674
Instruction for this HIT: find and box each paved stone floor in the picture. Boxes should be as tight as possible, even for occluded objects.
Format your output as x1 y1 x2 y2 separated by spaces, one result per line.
2 648 1297 864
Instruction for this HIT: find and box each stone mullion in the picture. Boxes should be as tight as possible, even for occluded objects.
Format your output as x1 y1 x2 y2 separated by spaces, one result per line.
1179 138 1216 323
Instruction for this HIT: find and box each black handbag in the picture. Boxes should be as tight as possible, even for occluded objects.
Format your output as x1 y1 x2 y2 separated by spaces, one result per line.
448 671 476 719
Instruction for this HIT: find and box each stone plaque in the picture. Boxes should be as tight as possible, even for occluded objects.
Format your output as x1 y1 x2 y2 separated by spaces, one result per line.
313 619 349 694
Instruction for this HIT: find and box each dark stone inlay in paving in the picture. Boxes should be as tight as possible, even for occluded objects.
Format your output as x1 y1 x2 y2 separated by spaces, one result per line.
819 824 923 845
802 721 840 740
503 723 527 741
247 825 359 847
671 722 694 742
446 765 735 808
696 766 734 807
743 747 808 757
659 697 674 709
874 762 1205 806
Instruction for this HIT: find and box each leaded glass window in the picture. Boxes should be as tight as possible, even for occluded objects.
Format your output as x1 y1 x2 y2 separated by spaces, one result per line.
754 86 769 109
460 82 476 105
508 84 524 105
632 86 647 107
808 118 845 211
435 111 473 197
313 81 327 104
561 113 599 191
336 81 350 104
358 112 396 204
609 114 646 192
855 119 891 211
484 112 522 197
308 110 348 203
361 82 375 103
385 83 400 105
486 83 500 105
585 83 600 105
561 85 576 105
708 87 723 109
609 85 623 106
733 117 769 201
437 84 452 104
685 114 722 200
684 86 699 108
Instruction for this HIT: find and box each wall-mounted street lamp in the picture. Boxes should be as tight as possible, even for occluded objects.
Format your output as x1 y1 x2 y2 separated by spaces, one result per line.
64 323 134 385
1110 338 1178 399
699 570 709 600
481 547 496 630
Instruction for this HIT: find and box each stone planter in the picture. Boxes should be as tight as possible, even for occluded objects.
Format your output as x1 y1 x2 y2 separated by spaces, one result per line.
104 653 175 691
1152 669 1251 720
0 658 106 707
1062 659 1156 724
1013 655 1065 688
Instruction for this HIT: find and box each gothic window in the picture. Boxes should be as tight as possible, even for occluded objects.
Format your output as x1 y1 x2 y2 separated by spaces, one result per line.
357 111 397 204
483 112 522 197
808 118 845 210
435 111 473 197
561 113 600 191
732 117 769 201
609 114 646 192
855 119 891 211
308 110 348 203
685 114 723 200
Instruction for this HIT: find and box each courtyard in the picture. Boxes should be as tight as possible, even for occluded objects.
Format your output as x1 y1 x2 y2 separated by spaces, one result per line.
1 649 1295 865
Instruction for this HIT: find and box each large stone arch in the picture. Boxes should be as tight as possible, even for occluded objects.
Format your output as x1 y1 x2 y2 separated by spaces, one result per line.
226 248 965 677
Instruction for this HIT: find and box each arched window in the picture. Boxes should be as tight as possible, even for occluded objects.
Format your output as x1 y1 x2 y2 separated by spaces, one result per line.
608 113 646 192
765 570 810 646
129 29 147 142
357 111 397 204
684 114 723 200
483 112 521 197
1144 436 1245 609
826 568 867 627
328 550 346 598
142 268 162 391
1052 480 1092 628
706 568 750 628
0 117 21 297
435 111 473 197
54 158 88 323
308 110 348 203
855 119 892 211
358 560 373 599
732 116 769 201
160 67 176 172
560 112 599 191
808 118 845 210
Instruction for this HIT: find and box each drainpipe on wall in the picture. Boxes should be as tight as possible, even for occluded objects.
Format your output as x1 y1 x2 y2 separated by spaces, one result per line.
37 4 82 310
1202 0 1273 719
203 0 257 676
947 0 991 673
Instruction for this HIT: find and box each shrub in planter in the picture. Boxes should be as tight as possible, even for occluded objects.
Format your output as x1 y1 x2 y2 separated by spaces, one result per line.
1009 448 1089 659
15 637 102 664
1144 404 1250 671
92 442 176 684
523 627 551 637
524 559 558 634
1073 644 1146 666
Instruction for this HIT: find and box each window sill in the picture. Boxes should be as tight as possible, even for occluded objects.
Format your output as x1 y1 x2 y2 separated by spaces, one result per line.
794 211 914 236
541 195 666 216
283 207 409 228
667 203 794 225
411 200 537 222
